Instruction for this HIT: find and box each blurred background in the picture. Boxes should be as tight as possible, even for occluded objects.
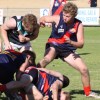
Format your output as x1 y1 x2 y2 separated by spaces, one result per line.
0 0 100 26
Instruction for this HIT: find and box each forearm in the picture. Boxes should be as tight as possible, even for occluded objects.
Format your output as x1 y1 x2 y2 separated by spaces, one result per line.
70 40 84 48
51 83 59 100
25 34 38 41
0 26 9 44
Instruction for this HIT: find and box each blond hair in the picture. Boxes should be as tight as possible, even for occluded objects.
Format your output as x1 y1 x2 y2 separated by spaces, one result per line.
63 2 78 17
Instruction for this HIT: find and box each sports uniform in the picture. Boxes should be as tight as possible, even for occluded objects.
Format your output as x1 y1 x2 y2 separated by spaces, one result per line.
7 16 32 50
46 15 81 59
0 50 26 84
25 66 68 100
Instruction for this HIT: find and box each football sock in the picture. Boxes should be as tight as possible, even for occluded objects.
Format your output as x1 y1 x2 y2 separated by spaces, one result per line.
0 85 7 92
84 86 91 96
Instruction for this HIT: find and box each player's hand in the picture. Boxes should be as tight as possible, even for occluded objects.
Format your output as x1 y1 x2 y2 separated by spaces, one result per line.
18 34 26 42
47 23 52 28
4 42 13 50
40 22 45 28
43 95 49 100
64 35 71 44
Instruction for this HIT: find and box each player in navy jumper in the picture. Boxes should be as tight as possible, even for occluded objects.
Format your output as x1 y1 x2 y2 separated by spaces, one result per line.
38 2 100 99
0 49 36 84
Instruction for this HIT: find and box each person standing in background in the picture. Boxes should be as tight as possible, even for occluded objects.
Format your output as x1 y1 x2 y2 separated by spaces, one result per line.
49 0 67 16
47 0 67 27
0 39 2 52
88 0 97 7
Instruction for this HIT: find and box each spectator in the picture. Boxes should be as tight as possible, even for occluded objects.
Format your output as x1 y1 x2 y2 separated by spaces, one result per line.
0 38 2 52
49 0 67 15
48 0 67 27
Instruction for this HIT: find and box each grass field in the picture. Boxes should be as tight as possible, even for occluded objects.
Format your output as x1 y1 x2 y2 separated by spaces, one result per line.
0 27 100 100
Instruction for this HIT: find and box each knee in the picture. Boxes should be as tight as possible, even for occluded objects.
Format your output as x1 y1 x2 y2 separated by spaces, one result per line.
37 57 51 68
80 68 89 76
42 57 51 65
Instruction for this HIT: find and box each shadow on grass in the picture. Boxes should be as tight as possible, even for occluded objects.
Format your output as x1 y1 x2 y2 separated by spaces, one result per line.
78 53 91 55
70 89 100 98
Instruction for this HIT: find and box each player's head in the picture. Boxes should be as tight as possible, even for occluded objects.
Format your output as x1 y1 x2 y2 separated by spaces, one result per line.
22 50 36 66
22 14 37 33
60 91 71 100
62 2 78 23
63 2 78 17
62 75 70 88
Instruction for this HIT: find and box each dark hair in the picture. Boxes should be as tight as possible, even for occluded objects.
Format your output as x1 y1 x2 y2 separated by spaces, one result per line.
62 75 70 88
22 50 36 66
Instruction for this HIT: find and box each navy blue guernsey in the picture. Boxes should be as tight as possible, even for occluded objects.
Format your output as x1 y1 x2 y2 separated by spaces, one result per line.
25 67 59 99
0 50 26 84
51 15 67 38
48 14 82 51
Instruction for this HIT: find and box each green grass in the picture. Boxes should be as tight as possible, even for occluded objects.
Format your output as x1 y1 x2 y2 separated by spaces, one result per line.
0 27 100 100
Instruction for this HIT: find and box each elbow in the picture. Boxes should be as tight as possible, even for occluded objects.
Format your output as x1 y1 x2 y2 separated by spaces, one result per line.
79 43 84 48
78 42 84 49
51 84 57 91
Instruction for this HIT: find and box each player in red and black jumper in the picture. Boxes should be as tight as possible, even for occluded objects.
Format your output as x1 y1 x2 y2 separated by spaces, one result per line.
38 2 100 99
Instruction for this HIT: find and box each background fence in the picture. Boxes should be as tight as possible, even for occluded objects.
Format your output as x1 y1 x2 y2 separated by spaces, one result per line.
1 7 99 26
0 0 100 26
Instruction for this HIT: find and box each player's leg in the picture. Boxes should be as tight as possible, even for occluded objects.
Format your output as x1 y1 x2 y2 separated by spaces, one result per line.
64 53 90 95
38 47 57 68
64 53 100 98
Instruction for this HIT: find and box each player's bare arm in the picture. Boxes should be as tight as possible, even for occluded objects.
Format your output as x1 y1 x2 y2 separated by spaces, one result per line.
16 56 31 80
66 23 84 48
1 18 16 30
0 18 16 49
38 68 63 81
51 80 63 100
39 15 60 27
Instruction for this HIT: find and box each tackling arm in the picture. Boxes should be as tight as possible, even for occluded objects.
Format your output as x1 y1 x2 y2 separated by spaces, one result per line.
0 18 16 49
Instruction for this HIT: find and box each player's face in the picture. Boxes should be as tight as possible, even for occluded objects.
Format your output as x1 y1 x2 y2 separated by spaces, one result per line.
22 22 33 33
62 12 73 23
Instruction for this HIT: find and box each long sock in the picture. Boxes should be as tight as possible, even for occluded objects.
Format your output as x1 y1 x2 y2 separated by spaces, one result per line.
84 86 91 96
0 85 7 92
